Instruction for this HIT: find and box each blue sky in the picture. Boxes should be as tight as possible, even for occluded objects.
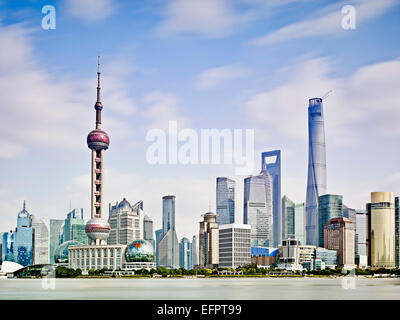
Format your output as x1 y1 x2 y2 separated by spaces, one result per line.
0 0 400 240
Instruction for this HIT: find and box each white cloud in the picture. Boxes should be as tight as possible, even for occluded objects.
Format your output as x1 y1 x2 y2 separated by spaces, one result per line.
0 24 136 159
65 0 115 22
141 91 191 131
245 56 400 146
195 65 249 89
251 0 398 45
156 0 244 37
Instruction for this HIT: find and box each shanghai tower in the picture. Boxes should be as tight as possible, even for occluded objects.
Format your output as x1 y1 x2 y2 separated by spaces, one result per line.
305 97 327 246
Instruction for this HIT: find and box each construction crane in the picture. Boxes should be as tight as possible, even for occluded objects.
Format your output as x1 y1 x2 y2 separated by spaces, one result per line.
321 90 333 100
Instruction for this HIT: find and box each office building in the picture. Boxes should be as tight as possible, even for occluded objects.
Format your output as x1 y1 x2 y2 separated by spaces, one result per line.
366 192 396 268
299 244 316 266
315 247 337 268
318 194 343 247
216 177 235 225
108 198 144 245
355 210 368 268
219 224 251 269
63 208 88 245
179 237 192 270
49 219 64 264
158 196 179 268
294 203 306 245
191 235 198 268
324 217 355 269
305 98 327 246
155 229 163 267
199 212 219 268
31 215 50 265
244 168 273 247
282 196 295 240
278 239 302 270
143 214 154 242
261 150 281 247
14 202 33 266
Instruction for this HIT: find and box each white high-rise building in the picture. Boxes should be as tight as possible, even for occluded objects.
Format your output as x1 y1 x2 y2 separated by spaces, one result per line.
31 215 50 265
219 224 251 268
108 198 144 245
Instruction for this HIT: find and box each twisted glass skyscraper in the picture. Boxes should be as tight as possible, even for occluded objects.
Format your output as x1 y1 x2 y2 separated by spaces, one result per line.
305 98 327 246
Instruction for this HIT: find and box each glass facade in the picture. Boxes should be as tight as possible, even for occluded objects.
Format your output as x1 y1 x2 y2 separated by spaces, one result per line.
355 210 367 267
294 203 305 245
315 247 337 267
318 194 343 247
216 177 235 225
261 150 281 247
282 196 295 240
2 231 15 262
158 196 179 268
179 237 192 269
125 240 154 262
191 235 198 267
143 214 154 242
49 219 64 264
63 208 88 245
244 169 273 247
306 98 327 246
14 203 33 266
155 229 163 267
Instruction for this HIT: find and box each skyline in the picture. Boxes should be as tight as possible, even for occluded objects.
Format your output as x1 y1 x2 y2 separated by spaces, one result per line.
1 0 400 242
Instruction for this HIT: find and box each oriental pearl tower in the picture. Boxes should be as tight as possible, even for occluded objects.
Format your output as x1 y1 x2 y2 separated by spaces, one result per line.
85 55 111 245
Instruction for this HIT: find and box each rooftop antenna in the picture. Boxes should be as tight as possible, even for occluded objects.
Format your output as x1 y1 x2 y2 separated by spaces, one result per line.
23 200 26 211
321 90 333 100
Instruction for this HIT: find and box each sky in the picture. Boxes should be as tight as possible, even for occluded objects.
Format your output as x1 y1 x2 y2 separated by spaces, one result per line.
0 0 400 241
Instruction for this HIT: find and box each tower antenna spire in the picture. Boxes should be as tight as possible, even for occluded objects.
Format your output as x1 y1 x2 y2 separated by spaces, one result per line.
23 200 26 211
97 49 101 103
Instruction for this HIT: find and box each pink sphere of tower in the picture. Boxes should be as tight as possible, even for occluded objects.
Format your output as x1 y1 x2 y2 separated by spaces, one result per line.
87 129 110 150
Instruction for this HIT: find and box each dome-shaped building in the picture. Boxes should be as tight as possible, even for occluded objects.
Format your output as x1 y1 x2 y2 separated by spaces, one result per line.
54 240 82 264
125 239 154 262
122 240 156 271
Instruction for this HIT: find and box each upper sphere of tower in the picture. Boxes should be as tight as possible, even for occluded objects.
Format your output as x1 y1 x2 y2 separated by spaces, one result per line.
87 129 110 150
95 101 103 110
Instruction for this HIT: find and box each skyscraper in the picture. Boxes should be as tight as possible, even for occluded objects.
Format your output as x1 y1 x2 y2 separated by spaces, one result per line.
261 150 281 247
244 168 273 247
2 231 14 262
191 235 198 268
199 212 219 268
324 217 355 269
155 229 163 267
366 192 396 268
14 202 33 266
294 203 306 245
63 208 88 245
108 198 144 245
355 210 367 268
216 177 235 225
31 215 50 265
143 214 154 243
282 196 295 240
318 194 343 247
179 237 192 270
158 195 179 268
85 54 111 246
305 98 327 246
49 219 64 264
